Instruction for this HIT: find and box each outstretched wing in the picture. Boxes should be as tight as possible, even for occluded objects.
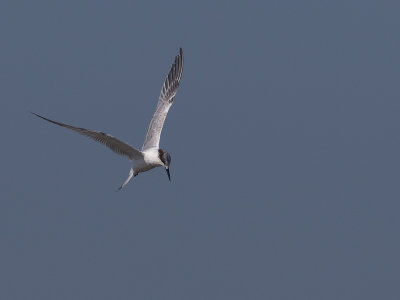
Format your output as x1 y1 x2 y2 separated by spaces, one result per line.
142 48 184 151
32 113 143 160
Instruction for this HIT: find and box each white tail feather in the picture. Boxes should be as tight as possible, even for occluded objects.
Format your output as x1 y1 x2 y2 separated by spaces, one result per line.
117 168 134 191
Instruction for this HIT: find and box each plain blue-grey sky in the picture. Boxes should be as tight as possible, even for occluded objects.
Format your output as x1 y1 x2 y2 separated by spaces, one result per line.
1 0 400 299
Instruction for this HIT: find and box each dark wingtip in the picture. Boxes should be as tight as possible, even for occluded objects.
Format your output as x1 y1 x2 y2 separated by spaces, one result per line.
31 111 45 120
30 112 52 123
179 48 183 62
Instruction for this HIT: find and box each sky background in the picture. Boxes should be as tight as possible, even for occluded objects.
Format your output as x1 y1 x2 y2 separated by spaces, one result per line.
1 0 400 299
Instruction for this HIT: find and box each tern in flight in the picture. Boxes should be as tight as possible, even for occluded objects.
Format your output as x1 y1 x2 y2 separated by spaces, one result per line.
33 48 184 190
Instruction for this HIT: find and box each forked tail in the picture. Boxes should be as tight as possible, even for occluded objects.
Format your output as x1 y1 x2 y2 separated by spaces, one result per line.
117 168 135 191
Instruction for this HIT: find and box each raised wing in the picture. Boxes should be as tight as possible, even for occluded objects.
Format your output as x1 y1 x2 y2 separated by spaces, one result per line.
142 48 184 151
32 113 143 160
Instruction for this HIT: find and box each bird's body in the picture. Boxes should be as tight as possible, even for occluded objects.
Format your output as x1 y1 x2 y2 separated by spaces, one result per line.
138 149 162 172
33 48 183 190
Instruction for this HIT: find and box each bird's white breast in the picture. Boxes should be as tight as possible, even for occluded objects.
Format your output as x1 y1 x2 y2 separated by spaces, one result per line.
143 149 162 164
132 148 162 173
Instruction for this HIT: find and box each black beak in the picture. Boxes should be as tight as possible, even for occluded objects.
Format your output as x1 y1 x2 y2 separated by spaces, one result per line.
165 167 171 181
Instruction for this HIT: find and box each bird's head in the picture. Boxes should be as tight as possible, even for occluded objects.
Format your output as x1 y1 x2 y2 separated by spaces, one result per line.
158 149 171 181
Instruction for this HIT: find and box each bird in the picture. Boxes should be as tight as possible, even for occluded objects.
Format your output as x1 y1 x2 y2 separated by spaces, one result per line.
33 48 184 190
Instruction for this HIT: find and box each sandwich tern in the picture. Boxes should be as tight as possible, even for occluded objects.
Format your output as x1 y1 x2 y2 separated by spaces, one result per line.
33 48 184 190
